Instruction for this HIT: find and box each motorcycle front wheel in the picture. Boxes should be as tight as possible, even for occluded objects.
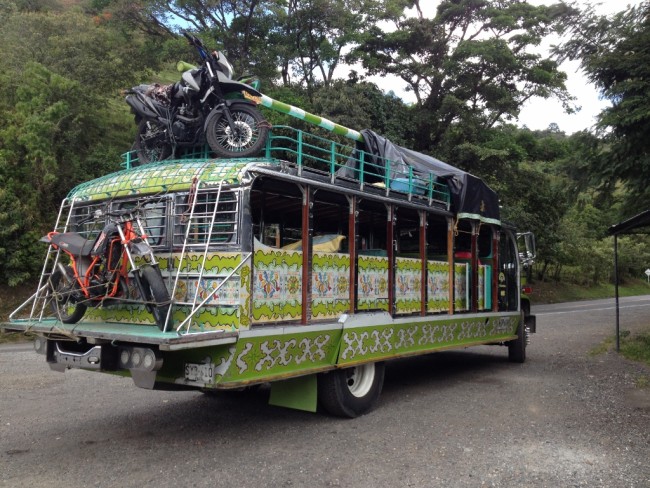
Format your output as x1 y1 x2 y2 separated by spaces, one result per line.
133 120 172 166
206 104 269 158
138 265 172 331
48 266 87 324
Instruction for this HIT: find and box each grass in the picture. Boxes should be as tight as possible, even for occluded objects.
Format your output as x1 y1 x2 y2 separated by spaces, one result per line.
0 283 36 344
530 278 650 304
589 330 650 376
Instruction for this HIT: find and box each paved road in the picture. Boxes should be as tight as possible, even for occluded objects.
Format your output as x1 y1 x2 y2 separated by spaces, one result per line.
1 297 649 487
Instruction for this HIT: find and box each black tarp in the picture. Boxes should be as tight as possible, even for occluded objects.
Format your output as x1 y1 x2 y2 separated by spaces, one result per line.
341 129 501 224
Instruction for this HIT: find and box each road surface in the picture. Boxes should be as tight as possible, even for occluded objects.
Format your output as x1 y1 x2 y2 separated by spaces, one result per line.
1 297 649 487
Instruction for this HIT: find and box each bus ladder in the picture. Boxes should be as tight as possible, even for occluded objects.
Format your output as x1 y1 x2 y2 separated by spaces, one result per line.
26 198 78 324
168 179 249 335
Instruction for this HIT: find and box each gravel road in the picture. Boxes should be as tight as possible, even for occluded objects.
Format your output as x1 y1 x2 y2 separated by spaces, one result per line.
1 296 649 487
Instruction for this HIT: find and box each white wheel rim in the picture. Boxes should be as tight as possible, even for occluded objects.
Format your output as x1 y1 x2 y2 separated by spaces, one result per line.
345 363 375 398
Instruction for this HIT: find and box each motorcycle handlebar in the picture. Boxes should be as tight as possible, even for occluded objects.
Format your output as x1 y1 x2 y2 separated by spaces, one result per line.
182 31 204 48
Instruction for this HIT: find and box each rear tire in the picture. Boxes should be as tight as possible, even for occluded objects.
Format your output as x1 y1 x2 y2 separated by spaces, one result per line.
49 267 87 324
318 362 385 418
133 120 172 166
139 265 172 331
206 104 269 158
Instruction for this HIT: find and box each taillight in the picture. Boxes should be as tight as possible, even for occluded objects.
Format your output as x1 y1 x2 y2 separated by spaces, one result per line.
522 286 533 295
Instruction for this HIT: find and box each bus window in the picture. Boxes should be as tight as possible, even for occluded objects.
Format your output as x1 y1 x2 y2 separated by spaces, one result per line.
426 215 450 313
395 207 422 315
250 180 303 248
498 230 519 311
357 199 389 312
173 190 238 248
250 179 305 324
311 190 351 320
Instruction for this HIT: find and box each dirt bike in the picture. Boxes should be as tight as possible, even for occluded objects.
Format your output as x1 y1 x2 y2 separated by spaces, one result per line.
41 206 172 331
126 31 269 165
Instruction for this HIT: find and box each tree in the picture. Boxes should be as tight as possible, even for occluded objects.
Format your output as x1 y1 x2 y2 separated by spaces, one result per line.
349 0 575 174
558 2 650 213
97 0 381 91
0 8 158 94
0 5 149 285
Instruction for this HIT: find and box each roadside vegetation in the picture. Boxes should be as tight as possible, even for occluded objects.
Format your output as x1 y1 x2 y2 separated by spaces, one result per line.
589 330 650 373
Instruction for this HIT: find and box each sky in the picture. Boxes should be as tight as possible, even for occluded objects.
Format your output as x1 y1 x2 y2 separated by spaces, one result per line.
366 0 642 134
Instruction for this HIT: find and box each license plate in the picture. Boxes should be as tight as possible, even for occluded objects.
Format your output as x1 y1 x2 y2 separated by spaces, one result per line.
184 362 214 382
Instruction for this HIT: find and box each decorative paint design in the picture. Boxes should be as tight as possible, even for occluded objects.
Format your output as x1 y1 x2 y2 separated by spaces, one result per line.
395 257 422 314
252 245 303 322
427 260 450 312
454 263 469 311
219 330 342 384
311 252 351 319
173 312 519 388
69 160 251 202
158 253 241 274
357 255 389 311
338 314 519 364
478 264 492 310
83 251 246 331
164 252 243 330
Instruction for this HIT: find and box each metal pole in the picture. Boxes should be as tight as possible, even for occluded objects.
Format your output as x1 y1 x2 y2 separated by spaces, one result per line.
258 94 364 142
614 234 620 352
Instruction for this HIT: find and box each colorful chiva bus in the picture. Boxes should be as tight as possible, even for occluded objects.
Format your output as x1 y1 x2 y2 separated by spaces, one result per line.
4 126 536 417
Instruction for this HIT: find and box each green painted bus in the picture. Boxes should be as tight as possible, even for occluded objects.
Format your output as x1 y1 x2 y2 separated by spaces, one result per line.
3 125 536 417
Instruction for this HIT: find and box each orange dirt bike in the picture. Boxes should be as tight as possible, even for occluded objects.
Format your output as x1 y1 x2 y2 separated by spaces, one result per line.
41 206 171 330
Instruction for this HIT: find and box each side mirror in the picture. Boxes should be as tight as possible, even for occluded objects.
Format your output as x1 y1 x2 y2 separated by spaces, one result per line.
517 232 536 267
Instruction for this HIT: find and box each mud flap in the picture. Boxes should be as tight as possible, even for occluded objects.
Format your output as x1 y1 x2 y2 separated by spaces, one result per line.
525 314 537 334
269 374 318 413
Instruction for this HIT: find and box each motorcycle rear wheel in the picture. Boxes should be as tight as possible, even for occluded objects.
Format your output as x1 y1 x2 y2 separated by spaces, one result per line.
49 267 88 324
206 104 269 158
139 265 172 331
133 120 172 166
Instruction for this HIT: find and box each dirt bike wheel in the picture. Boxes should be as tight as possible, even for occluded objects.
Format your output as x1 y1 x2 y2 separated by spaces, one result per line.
205 104 269 158
139 265 172 331
49 267 87 324
133 120 172 166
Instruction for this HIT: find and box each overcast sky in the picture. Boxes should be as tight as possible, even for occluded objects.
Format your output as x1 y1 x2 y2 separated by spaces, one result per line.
366 0 642 134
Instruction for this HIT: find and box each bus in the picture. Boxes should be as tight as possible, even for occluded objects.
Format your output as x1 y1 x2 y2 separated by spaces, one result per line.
3 125 536 418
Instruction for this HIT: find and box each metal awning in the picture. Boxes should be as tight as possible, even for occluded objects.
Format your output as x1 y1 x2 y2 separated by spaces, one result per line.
608 209 650 236
608 209 650 351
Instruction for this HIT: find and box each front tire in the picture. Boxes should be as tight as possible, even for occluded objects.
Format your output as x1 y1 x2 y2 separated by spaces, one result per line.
139 265 172 331
205 104 269 158
133 120 172 166
48 267 87 324
508 313 527 363
318 362 385 418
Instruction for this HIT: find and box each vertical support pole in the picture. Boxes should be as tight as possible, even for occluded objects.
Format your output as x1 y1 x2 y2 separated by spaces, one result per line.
614 234 620 352
448 218 455 315
471 222 479 313
348 195 357 313
387 204 395 316
301 185 312 325
420 211 427 316
492 227 500 312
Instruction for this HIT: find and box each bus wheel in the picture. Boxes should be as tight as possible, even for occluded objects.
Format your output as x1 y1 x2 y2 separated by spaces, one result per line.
508 313 527 363
318 362 385 418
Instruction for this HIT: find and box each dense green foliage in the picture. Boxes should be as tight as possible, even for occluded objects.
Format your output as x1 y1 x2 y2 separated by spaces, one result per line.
0 0 648 289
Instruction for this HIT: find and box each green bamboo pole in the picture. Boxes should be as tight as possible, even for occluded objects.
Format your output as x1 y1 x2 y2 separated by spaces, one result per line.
259 94 364 143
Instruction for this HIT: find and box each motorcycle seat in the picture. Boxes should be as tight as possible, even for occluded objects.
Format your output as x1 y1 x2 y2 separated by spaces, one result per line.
50 232 96 257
